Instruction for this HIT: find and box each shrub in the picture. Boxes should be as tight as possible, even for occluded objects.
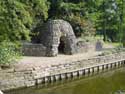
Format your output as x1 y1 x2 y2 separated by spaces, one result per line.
0 0 49 42
65 15 96 37
0 41 21 68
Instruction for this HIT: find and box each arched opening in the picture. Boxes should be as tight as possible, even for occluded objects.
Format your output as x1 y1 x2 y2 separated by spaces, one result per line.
58 36 66 54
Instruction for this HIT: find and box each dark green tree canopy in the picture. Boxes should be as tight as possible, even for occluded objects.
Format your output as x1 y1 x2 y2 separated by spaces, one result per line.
0 0 125 45
0 0 49 42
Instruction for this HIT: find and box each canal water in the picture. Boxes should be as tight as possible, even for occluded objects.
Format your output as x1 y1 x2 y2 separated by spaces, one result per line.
5 67 125 94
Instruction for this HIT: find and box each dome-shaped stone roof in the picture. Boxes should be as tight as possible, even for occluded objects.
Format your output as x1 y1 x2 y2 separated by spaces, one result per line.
35 19 77 56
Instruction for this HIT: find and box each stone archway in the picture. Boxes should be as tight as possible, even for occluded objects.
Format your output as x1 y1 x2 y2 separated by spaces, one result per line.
38 20 77 56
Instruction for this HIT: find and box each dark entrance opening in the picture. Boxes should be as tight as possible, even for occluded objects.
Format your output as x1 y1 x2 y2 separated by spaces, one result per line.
58 36 65 54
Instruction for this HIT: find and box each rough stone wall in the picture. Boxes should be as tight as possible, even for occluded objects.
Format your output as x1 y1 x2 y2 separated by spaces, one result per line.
22 41 96 56
32 20 77 56
24 19 100 56
77 41 96 53
22 43 46 56
0 52 125 91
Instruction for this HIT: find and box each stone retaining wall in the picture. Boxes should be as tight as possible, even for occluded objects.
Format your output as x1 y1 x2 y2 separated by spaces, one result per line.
22 43 46 56
76 41 96 53
22 41 96 56
0 52 125 91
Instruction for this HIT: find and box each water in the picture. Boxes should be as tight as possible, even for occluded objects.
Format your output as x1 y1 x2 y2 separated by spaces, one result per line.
5 67 125 94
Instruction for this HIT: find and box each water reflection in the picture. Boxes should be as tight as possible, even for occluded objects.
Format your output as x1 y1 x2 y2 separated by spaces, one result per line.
6 67 125 94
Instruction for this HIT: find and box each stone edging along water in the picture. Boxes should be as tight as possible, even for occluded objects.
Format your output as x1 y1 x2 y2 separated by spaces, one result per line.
0 52 125 91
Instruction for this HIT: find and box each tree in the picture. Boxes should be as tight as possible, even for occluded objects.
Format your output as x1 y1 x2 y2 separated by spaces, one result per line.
96 0 125 42
48 0 96 37
0 0 49 42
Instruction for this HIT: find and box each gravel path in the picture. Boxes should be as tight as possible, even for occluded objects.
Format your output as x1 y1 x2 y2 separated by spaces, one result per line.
14 43 115 70
14 51 102 69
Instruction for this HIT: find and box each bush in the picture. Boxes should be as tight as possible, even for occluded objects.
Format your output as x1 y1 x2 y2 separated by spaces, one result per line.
0 41 21 68
65 15 96 37
0 0 49 42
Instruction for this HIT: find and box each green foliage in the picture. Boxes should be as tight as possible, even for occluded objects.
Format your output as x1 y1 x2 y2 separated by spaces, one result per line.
48 0 96 37
0 0 49 42
0 41 21 66
0 0 125 46
96 0 125 43
59 2 85 13
66 15 96 37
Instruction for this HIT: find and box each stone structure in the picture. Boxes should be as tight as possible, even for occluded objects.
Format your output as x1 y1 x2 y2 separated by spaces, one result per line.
22 20 103 56
31 20 77 56
95 40 103 51
77 41 95 53
22 41 96 56
0 52 125 91
22 43 46 56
